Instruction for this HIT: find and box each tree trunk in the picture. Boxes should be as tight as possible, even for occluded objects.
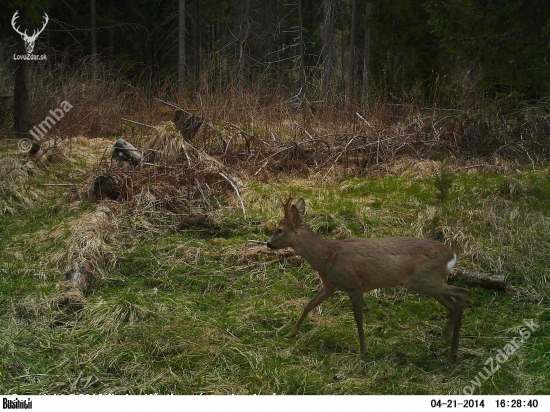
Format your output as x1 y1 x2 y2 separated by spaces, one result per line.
0 96 11 121
276 1 282 85
236 0 251 98
297 0 306 94
340 1 345 91
111 138 142 167
65 261 93 293
13 24 31 142
321 0 337 90
265 0 274 76
194 0 201 82
108 0 115 72
178 0 186 95
173 110 203 141
349 0 359 84
93 174 123 200
363 2 373 94
91 0 98 78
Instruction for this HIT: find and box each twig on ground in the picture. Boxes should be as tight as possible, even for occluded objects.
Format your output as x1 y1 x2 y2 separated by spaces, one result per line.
219 172 247 218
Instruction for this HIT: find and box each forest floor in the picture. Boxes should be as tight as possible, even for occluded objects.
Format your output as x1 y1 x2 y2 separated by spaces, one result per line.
0 136 549 394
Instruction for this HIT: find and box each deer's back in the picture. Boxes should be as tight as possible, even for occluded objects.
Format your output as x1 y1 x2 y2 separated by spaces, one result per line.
319 237 454 293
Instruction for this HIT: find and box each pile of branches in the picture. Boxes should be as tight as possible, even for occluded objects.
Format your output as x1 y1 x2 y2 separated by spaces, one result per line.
194 104 550 179
82 121 245 216
80 99 550 214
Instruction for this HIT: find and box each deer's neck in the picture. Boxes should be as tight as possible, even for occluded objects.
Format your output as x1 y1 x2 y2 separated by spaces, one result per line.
292 225 334 272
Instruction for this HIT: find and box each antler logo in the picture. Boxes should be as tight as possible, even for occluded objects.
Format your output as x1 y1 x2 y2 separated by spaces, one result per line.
11 11 49 54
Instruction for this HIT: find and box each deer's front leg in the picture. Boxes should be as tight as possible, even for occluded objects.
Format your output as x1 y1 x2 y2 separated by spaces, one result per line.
286 284 335 338
349 290 367 354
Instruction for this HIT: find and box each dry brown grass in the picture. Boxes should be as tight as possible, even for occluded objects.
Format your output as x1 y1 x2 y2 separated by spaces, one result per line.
0 154 42 214
69 122 245 220
13 58 546 186
47 204 116 275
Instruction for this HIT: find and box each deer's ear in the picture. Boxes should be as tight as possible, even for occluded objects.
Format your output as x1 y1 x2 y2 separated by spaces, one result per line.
289 205 302 227
295 198 306 217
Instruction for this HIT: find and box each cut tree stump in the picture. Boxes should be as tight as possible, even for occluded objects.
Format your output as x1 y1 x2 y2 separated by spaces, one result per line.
450 270 507 290
28 140 41 155
173 110 203 141
93 174 122 200
112 138 142 167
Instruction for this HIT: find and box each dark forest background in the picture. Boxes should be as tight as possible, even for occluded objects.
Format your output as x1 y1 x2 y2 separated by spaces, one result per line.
1 0 550 164
2 0 549 102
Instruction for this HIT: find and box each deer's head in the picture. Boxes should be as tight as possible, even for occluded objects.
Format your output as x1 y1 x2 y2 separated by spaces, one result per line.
12 11 49 54
266 198 306 249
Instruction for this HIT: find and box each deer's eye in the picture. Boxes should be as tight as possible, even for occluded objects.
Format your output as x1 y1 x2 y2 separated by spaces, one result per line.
276 228 283 234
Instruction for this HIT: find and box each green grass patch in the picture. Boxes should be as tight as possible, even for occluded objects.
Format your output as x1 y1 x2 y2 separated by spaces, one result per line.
0 164 548 394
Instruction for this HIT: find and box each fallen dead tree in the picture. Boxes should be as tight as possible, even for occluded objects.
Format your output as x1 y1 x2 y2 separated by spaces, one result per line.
50 204 114 292
450 269 507 291
64 260 94 293
115 98 548 182
32 203 117 326
173 110 203 141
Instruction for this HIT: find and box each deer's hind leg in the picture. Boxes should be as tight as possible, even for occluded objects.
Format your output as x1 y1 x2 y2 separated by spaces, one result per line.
410 282 455 337
411 281 469 361
444 285 469 361
432 295 457 343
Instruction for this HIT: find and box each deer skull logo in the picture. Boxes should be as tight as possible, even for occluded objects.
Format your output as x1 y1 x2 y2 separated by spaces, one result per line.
11 11 49 54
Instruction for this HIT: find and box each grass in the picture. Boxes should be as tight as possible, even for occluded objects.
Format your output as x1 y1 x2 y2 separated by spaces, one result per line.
0 142 549 395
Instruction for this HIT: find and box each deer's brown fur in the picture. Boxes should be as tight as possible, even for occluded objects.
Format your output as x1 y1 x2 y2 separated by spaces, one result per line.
267 198 469 361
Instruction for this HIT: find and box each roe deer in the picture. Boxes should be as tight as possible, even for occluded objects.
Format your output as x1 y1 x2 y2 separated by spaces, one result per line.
266 198 469 361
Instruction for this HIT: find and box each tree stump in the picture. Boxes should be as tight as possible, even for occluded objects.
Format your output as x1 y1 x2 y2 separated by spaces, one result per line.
28 140 41 155
173 110 203 141
93 174 122 200
112 138 142 167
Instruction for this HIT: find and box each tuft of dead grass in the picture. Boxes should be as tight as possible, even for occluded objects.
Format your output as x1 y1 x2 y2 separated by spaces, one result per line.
80 295 153 336
48 204 115 276
0 154 42 214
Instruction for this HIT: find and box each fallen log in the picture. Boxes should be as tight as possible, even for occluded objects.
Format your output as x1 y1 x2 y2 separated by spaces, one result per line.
112 138 142 167
450 269 507 290
176 214 209 231
64 260 93 293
